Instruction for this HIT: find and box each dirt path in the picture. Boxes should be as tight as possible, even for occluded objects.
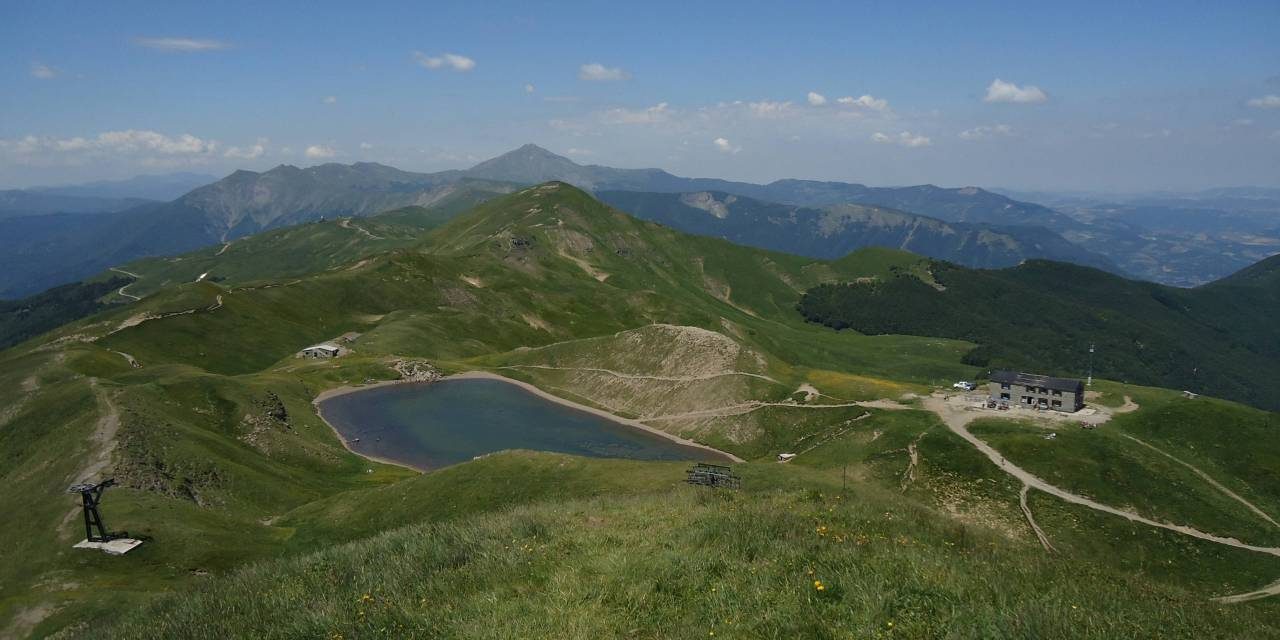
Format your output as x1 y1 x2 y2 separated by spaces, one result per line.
1213 577 1280 604
921 396 1280 558
339 218 384 240
109 267 141 301
900 439 921 492
215 241 232 256
647 399 877 422
499 364 781 385
1123 434 1279 529
1020 484 1057 553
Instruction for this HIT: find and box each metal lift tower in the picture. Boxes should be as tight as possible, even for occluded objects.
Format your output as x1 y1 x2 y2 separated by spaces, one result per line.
67 478 143 555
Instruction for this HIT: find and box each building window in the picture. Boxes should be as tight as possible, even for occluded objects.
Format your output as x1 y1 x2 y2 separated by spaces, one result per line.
1052 400 1062 408
1052 389 1062 396
1000 393 1010 400
1000 383 1011 390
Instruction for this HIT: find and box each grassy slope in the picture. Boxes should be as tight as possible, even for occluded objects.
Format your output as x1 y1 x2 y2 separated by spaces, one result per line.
106 481 1278 639
102 184 503 301
2 183 1279 637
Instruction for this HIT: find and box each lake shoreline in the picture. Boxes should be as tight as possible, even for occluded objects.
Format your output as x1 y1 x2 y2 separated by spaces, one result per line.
311 370 743 472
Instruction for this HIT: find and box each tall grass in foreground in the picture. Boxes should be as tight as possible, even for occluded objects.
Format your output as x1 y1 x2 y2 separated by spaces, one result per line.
104 488 1277 639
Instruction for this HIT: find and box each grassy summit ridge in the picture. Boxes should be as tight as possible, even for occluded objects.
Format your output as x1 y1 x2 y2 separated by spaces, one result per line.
1 183 1279 637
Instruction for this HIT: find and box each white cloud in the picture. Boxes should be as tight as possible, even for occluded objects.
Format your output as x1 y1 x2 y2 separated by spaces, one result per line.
412 51 476 72
30 62 58 79
305 144 337 159
133 37 230 52
713 137 741 153
807 91 827 106
224 138 267 160
578 63 629 81
836 94 891 112
565 147 594 157
323 95 337 104
871 131 931 148
748 100 794 118
0 130 220 166
601 102 672 125
359 142 374 150
958 124 1013 140
1247 95 1280 109
984 79 1048 104
524 83 536 93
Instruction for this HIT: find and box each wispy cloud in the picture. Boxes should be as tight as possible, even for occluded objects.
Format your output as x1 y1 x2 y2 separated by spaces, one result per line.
958 124 1013 140
807 91 827 106
1 130 220 166
748 100 794 118
412 51 476 72
871 131 932 147
133 37 230 52
1247 95 1280 109
601 102 672 125
305 144 337 159
565 147 594 157
524 83 536 94
224 138 268 160
578 63 629 81
984 78 1048 104
30 62 58 79
836 94 890 113
713 137 741 153
360 142 374 150
322 95 337 105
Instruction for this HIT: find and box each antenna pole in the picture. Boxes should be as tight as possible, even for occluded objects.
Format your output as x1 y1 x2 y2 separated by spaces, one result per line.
1087 343 1095 387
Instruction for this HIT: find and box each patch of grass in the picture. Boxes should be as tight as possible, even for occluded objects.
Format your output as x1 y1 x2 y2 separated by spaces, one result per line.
102 488 1280 639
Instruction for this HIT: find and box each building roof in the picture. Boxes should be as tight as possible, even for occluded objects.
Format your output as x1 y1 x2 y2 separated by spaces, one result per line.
990 370 1083 393
305 343 341 352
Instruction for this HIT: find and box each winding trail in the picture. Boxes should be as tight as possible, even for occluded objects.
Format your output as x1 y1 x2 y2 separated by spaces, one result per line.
647 399 874 422
920 394 1280 602
1020 484 1057 553
922 396 1280 557
1214 578 1280 604
1122 434 1280 530
109 267 141 301
339 218 384 240
498 364 781 385
215 241 232 256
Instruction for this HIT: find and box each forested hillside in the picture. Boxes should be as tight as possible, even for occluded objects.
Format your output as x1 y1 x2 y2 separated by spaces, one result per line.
797 259 1280 410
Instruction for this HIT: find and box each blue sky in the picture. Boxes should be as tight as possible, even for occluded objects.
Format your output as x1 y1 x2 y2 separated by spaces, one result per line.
3 0 1278 190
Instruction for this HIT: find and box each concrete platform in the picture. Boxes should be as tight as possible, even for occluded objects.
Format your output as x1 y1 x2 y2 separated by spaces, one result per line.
73 538 143 555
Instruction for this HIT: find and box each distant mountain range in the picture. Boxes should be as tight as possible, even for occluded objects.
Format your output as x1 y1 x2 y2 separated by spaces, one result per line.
473 145 1080 229
597 190 1113 271
0 172 217 220
1 144 1273 298
26 171 218 201
0 169 514 298
997 187 1280 286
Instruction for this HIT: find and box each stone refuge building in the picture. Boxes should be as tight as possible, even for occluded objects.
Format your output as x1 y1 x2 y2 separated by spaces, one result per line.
988 370 1085 412
300 343 341 358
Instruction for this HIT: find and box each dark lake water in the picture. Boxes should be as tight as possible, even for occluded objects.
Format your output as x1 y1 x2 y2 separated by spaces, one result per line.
318 377 727 471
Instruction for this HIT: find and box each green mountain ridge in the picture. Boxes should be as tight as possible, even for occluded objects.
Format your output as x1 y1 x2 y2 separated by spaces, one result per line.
3 183 1279 638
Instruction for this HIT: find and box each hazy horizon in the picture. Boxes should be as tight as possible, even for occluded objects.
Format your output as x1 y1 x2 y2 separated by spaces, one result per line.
3 1 1278 191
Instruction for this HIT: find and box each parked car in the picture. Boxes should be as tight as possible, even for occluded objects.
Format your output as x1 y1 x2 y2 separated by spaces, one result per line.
952 381 976 391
